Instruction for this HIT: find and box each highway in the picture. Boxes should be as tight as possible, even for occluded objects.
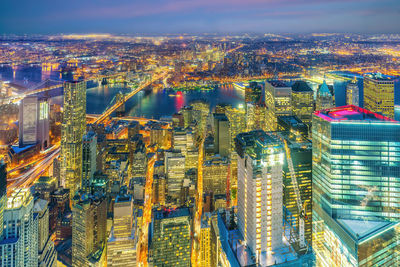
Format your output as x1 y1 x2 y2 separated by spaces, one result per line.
7 146 60 193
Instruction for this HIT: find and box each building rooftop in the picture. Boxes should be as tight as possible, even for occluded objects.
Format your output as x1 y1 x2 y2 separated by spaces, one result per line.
7 188 32 210
364 73 395 81
337 219 398 243
115 194 132 203
235 130 282 159
33 199 48 213
154 207 190 220
268 80 289 88
314 105 397 122
317 80 332 96
292 81 313 92
278 115 307 129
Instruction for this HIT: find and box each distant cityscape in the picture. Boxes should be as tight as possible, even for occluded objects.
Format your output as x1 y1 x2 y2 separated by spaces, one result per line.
0 32 399 267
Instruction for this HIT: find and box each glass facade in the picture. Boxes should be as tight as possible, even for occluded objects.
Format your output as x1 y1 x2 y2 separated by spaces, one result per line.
312 105 400 267
313 106 400 221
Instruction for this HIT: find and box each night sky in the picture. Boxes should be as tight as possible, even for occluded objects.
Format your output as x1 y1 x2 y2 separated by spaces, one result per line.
1 0 399 34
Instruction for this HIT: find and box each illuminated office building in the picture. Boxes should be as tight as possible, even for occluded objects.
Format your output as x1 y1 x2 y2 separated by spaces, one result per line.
203 157 229 195
185 147 198 171
180 106 194 128
19 96 49 149
152 208 191 267
150 124 171 149
312 105 400 266
33 199 57 267
61 81 86 197
364 73 395 118
279 131 312 251
235 130 284 254
346 78 359 107
153 174 166 205
72 192 107 267
173 127 187 153
265 81 292 131
246 103 268 132
172 127 196 170
0 161 6 238
165 150 186 201
200 213 212 267
210 215 222 267
82 131 97 192
213 113 230 158
190 100 210 139
291 81 314 126
225 105 246 150
130 136 147 178
107 195 137 266
316 81 334 111
0 189 38 267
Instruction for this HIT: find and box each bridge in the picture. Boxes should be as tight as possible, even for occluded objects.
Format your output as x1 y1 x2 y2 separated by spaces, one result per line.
4 70 138 104
92 70 169 125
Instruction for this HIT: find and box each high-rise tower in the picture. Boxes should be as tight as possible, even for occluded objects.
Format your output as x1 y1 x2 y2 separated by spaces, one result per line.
364 73 395 118
82 131 97 192
346 78 359 107
0 189 38 267
235 130 284 254
312 105 400 266
316 81 334 111
61 81 86 197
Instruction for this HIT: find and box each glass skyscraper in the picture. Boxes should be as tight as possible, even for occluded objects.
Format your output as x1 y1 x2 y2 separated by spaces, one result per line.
312 105 400 266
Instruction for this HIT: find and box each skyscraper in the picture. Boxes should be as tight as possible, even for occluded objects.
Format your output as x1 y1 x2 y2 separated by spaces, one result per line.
0 160 6 239
165 150 185 201
235 130 284 254
346 78 359 107
61 81 86 197
312 105 400 266
316 81 334 111
200 213 212 267
291 81 314 126
72 192 107 266
279 131 312 252
246 103 268 132
0 189 38 267
224 105 246 151
19 96 49 149
213 113 230 158
265 81 292 131
107 195 137 266
203 157 229 195
363 73 395 118
33 199 57 267
82 131 97 192
152 208 191 267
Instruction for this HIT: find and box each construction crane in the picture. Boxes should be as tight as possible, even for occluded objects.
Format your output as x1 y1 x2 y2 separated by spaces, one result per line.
282 138 307 249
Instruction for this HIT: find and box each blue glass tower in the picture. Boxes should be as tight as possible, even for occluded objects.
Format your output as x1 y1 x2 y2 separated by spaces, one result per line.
312 105 400 266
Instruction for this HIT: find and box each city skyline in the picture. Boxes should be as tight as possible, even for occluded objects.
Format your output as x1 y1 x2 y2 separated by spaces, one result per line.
1 0 400 34
0 2 400 265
